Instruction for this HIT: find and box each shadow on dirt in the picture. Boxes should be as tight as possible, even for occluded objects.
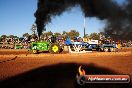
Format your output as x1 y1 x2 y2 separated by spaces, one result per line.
0 63 131 88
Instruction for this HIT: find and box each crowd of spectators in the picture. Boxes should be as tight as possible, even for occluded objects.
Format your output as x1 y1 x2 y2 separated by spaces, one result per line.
0 35 132 49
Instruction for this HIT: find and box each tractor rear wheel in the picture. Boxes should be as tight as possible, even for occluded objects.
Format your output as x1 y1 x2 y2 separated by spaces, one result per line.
49 43 60 54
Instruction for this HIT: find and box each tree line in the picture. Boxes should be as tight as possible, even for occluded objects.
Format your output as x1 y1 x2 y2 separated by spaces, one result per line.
0 30 106 42
22 30 106 40
0 24 106 42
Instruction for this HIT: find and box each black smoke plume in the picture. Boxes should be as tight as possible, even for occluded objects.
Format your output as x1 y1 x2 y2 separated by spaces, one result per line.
104 0 132 40
35 0 131 40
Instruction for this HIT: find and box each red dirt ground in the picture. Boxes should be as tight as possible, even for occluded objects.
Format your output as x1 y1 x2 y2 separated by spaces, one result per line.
0 48 132 88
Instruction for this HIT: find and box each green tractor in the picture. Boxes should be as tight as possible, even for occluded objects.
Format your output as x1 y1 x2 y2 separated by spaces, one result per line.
30 36 63 54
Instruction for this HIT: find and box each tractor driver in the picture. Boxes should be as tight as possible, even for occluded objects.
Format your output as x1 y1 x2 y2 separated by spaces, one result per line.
51 35 57 43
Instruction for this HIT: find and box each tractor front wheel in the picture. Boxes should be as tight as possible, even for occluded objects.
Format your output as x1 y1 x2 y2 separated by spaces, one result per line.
32 50 38 54
49 43 60 54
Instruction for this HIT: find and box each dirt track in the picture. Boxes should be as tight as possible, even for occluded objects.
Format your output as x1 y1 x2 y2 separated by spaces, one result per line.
0 48 132 88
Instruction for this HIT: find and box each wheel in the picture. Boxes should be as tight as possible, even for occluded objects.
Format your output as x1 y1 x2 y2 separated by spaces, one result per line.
100 48 103 52
104 47 108 52
96 48 100 51
49 43 60 54
110 48 114 52
59 48 63 53
32 50 38 54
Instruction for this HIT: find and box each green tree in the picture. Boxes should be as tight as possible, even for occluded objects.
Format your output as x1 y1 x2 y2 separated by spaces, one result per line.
62 31 67 35
67 30 79 39
54 32 61 37
1 35 7 39
89 32 100 40
45 31 53 36
31 34 38 39
9 35 14 38
14 36 18 39
31 24 37 34
0 37 2 42
23 33 31 41
85 34 90 38
19 37 24 42
23 33 29 37
0 35 7 42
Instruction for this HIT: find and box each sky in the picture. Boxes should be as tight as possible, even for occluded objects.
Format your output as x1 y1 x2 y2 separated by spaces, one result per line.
0 0 126 37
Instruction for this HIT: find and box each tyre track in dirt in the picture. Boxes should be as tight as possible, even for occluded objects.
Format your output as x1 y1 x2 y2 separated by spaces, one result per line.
0 56 17 64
